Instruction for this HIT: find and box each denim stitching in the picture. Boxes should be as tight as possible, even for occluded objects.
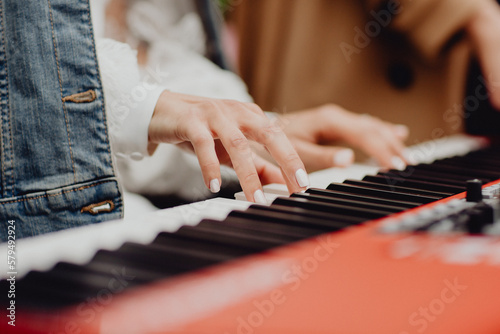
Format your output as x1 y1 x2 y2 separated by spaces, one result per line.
0 0 5 196
47 0 77 184
0 0 12 197
0 3 11 197
85 0 123 210
85 0 112 159
0 180 116 205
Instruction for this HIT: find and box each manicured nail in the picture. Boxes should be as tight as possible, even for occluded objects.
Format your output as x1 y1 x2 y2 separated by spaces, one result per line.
334 149 354 167
391 156 406 170
395 124 409 138
253 189 267 204
403 150 416 165
209 179 220 193
295 169 310 188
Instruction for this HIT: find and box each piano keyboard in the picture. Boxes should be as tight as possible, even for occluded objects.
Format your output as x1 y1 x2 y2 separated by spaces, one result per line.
2 135 500 334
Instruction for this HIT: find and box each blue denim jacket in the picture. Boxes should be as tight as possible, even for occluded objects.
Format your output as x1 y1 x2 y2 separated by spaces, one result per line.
0 0 123 241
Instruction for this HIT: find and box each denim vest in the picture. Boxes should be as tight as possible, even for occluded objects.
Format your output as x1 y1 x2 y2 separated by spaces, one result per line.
0 0 123 241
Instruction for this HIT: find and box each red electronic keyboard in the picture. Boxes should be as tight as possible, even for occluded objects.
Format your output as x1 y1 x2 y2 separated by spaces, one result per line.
2 135 500 334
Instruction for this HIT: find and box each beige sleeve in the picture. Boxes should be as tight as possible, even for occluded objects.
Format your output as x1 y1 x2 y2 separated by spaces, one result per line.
363 0 491 59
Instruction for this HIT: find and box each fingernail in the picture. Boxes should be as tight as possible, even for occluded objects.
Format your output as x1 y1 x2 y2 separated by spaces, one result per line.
391 156 406 170
209 179 220 193
334 149 354 167
395 125 409 138
295 169 310 188
403 150 416 165
253 189 267 204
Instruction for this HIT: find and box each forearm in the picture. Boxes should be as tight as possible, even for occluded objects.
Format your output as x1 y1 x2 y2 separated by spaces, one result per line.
362 0 492 59
465 0 500 109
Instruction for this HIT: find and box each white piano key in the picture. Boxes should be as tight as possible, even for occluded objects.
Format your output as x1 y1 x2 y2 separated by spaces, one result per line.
0 198 250 279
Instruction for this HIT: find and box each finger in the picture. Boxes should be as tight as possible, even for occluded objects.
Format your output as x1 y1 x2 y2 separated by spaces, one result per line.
364 134 407 170
211 118 267 204
237 103 308 188
313 108 409 156
240 101 266 117
353 116 409 169
213 139 285 184
253 154 286 185
185 124 222 193
244 118 309 193
293 140 355 171
312 105 358 142
379 125 409 166
391 124 409 140
382 129 407 157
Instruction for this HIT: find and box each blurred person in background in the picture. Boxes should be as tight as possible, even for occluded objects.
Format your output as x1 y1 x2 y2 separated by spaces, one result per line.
231 0 500 155
96 0 412 212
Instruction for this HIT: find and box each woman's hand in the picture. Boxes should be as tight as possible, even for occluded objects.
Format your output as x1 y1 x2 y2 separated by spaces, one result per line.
148 91 309 203
466 0 500 110
276 104 409 171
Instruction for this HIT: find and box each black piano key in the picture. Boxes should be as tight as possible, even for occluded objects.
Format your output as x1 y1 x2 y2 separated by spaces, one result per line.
13 271 88 305
90 248 186 276
72 241 233 286
13 265 145 307
417 161 499 179
463 156 500 166
248 204 367 224
412 163 498 180
291 192 408 213
1 280 75 309
171 226 268 253
272 196 393 220
13 278 92 308
53 261 157 285
435 159 500 172
306 188 420 209
461 155 500 166
468 148 500 156
113 241 234 270
362 175 464 194
152 232 253 258
343 179 450 198
228 209 349 232
378 171 466 187
437 151 500 165
326 183 436 204
217 215 320 239
74 258 170 285
390 168 490 184
195 219 295 247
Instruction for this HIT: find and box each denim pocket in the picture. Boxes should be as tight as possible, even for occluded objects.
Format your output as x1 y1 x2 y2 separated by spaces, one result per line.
0 177 123 241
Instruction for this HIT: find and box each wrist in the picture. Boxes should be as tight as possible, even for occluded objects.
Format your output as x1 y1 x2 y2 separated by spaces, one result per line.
148 89 170 146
